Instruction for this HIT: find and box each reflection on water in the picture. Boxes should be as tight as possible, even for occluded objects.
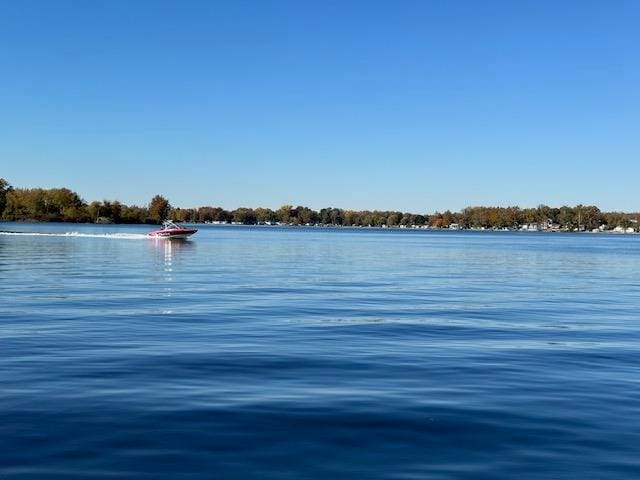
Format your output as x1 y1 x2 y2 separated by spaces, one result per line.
147 239 197 313
163 240 173 309
148 237 196 265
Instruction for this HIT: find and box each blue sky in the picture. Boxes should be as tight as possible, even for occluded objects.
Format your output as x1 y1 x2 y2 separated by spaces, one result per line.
1 0 638 212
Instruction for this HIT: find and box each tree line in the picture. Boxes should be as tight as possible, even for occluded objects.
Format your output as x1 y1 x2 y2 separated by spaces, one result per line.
0 179 172 224
1 178 638 231
171 204 639 231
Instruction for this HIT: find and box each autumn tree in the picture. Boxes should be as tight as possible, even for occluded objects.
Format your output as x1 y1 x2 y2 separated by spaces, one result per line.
343 210 356 226
148 195 171 223
441 210 454 227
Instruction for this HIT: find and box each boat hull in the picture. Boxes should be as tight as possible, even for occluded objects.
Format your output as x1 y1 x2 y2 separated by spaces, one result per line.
147 228 198 239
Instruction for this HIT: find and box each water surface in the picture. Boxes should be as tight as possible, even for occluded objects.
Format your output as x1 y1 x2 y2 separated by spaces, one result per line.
1 223 639 479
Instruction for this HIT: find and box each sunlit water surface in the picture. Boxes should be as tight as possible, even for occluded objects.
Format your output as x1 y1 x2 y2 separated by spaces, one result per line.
1 223 639 479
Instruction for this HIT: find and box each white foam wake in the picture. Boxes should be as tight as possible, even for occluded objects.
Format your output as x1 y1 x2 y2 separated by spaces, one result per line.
0 231 148 240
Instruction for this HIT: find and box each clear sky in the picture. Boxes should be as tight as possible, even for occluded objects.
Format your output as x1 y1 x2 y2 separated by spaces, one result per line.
1 0 638 212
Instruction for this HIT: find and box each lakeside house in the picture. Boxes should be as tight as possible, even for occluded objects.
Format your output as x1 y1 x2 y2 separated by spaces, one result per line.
520 223 540 232
613 226 636 234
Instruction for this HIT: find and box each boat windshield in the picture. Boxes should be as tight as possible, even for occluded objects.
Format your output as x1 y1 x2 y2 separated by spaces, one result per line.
161 220 182 230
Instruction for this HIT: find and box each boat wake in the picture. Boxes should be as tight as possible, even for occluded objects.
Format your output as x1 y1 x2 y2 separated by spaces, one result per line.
0 231 148 240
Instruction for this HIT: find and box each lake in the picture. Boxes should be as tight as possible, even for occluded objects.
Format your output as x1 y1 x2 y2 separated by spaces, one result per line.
1 223 639 479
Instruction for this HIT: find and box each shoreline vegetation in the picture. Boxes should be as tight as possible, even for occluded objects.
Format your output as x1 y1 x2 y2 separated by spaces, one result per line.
0 178 638 233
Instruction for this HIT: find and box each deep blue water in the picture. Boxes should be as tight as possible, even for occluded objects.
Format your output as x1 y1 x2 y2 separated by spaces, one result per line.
1 223 639 479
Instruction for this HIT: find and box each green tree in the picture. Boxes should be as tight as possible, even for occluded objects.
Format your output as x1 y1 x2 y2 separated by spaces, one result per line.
197 206 215 223
319 208 331 224
232 207 257 224
2 189 27 220
215 208 232 223
387 212 401 226
618 218 632 229
277 204 293 223
111 201 123 223
329 208 343 225
148 195 171 223
121 205 148 223
413 214 427 226
296 206 316 225
0 178 13 216
580 205 602 231
558 206 575 230
255 207 277 224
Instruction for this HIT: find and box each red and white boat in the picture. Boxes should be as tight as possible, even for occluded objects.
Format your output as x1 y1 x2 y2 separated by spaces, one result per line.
148 220 198 239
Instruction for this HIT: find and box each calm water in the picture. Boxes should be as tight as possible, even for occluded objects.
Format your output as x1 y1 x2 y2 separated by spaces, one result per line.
1 223 639 479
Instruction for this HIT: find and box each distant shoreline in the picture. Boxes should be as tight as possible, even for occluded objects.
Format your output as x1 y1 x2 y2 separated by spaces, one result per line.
1 179 638 233
1 219 638 235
